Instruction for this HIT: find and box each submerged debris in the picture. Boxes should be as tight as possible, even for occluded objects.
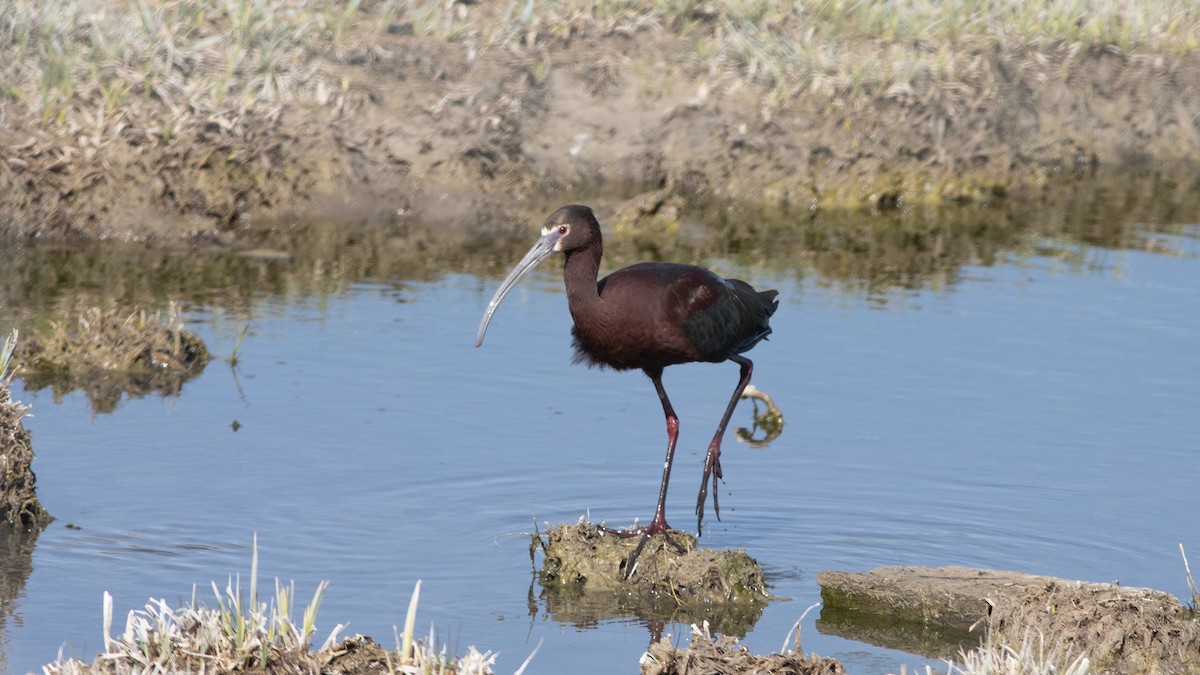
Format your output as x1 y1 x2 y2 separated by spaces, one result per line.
641 623 846 675
536 521 769 634
13 304 208 413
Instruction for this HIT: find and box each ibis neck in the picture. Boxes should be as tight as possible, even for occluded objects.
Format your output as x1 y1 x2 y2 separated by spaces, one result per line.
563 243 604 322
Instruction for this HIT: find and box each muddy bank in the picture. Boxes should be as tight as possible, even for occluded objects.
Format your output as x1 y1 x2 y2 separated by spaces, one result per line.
2 3 1199 242
819 565 1200 673
4 167 1197 330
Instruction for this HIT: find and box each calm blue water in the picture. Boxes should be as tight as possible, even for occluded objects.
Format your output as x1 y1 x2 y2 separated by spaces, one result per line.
2 227 1199 674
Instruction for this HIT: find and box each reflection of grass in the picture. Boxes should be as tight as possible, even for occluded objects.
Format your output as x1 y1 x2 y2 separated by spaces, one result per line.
1 175 1197 322
227 324 249 367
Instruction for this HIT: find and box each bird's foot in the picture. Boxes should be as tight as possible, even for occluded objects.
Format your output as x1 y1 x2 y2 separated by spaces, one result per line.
600 518 686 552
601 516 688 580
695 444 724 533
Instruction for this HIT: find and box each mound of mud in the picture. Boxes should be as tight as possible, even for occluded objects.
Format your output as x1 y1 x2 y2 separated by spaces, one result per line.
992 575 1200 673
819 565 1200 673
537 521 769 634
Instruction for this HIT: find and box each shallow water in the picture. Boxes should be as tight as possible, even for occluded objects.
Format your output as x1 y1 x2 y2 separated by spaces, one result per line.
2 201 1199 674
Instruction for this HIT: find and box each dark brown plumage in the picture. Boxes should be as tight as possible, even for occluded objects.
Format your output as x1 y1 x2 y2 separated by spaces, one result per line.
477 205 778 569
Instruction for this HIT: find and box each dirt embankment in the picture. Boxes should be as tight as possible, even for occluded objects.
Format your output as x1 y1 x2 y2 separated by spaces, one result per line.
2 4 1199 243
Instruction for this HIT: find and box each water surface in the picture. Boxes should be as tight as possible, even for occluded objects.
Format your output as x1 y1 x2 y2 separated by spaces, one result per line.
1 198 1198 674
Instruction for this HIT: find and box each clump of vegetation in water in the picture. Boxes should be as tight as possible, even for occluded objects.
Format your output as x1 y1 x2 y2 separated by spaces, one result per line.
44 538 516 675
946 629 1090 675
12 303 208 413
536 520 770 635
643 620 845 675
0 329 53 530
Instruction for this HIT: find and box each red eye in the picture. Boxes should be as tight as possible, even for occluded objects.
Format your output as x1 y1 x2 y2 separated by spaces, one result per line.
558 225 568 234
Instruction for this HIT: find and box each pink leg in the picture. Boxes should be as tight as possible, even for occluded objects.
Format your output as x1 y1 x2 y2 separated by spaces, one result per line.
695 355 753 533
602 368 687 577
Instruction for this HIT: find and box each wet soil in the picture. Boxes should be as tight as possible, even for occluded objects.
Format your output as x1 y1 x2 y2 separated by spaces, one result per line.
2 4 1199 243
819 566 1200 673
536 521 769 636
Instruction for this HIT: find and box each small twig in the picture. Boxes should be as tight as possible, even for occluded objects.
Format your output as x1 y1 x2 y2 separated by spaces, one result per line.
1182 543 1200 607
781 602 821 655
228 324 249 366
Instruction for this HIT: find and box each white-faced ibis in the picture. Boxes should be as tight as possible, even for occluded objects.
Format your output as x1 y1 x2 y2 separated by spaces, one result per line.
476 205 778 564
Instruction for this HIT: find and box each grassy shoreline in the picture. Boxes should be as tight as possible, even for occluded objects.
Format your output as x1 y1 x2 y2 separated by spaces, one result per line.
4 1 1198 125
1 1 1198 240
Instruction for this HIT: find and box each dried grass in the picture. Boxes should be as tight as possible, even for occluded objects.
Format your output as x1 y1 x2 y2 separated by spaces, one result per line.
942 629 1091 675
641 620 845 675
3 0 1196 145
43 537 507 675
0 329 52 530
0 0 366 137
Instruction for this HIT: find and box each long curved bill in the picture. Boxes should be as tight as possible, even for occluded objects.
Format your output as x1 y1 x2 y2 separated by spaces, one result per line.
475 233 559 347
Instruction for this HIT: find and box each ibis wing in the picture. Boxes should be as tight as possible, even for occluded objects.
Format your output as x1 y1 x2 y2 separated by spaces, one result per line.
668 270 776 362
578 263 777 368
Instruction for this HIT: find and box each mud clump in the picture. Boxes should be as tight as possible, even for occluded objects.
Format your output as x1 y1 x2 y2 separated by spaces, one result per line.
641 624 846 675
13 305 208 414
992 576 1200 674
537 521 769 634
819 565 1200 673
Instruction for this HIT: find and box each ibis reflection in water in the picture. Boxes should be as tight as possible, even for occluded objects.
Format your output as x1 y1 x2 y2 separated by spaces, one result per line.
476 205 778 566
